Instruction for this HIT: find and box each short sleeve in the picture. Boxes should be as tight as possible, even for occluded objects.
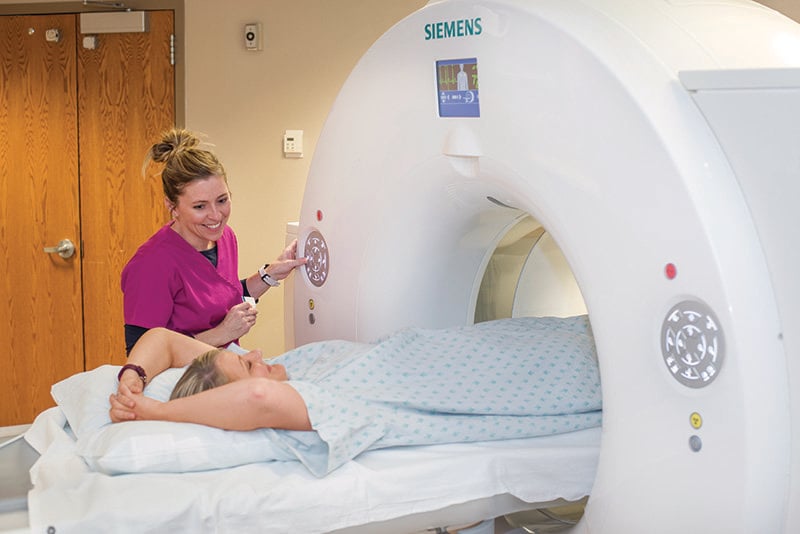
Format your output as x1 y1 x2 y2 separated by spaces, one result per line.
121 250 178 329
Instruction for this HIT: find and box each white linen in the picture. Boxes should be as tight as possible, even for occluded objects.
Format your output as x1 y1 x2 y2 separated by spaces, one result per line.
25 407 600 534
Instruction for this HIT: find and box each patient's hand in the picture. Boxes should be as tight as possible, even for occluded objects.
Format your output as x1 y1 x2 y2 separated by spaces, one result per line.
117 369 145 397
109 382 162 422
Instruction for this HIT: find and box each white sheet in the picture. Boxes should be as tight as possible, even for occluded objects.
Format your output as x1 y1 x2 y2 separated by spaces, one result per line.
25 407 600 533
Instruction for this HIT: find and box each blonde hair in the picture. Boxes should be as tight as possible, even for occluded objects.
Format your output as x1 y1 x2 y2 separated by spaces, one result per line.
170 349 230 400
144 128 228 204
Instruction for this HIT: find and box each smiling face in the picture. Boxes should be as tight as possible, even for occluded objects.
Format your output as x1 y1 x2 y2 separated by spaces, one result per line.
215 350 289 382
168 175 231 251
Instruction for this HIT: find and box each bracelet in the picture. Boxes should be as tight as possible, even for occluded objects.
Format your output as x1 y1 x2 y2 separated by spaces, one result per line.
118 363 147 385
259 264 280 287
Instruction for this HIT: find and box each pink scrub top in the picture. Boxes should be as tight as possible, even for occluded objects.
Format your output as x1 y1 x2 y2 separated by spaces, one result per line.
121 223 243 339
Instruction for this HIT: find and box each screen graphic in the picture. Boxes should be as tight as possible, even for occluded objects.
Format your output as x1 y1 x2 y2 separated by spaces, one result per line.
436 58 479 118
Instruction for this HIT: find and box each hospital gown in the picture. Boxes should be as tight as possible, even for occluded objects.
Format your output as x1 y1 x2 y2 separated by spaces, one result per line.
266 315 602 475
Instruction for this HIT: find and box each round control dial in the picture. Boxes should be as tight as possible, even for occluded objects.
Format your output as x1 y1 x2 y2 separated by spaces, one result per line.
661 299 725 388
303 230 329 287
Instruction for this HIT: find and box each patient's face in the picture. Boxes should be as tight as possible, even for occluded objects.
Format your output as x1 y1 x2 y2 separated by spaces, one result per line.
215 350 288 382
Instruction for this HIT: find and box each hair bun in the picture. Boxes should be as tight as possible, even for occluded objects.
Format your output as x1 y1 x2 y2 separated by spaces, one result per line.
144 128 226 203
150 128 201 164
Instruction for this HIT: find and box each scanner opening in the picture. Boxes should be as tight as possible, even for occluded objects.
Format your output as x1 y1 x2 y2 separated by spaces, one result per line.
475 213 587 324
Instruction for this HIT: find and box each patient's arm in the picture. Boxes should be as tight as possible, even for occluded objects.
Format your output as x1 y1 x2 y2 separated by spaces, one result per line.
118 328 214 393
110 378 312 432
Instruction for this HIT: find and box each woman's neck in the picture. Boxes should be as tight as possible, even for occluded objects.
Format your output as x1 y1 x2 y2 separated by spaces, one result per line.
170 220 215 251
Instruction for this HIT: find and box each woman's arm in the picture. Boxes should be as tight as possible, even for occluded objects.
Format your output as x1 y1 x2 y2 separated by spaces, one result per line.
110 377 312 431
244 239 308 299
192 241 308 345
118 328 215 394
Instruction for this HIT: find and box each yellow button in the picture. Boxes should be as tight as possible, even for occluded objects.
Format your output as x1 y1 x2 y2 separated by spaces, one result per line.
690 412 703 429
308 299 315 310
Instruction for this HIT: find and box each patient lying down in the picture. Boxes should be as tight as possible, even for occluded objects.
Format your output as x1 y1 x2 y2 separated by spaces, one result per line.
112 328 312 431
108 316 602 475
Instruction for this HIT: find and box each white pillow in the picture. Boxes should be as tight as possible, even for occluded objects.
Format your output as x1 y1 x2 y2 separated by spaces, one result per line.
50 365 185 439
78 420 295 474
51 365 298 474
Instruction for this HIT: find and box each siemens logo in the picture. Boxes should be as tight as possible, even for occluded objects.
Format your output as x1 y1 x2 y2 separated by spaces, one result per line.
424 17 482 40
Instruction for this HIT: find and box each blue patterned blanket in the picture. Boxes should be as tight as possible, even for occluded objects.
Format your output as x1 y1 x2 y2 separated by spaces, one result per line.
269 315 601 475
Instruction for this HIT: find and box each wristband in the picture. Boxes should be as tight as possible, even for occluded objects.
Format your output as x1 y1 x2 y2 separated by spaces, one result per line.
259 264 280 287
118 363 147 385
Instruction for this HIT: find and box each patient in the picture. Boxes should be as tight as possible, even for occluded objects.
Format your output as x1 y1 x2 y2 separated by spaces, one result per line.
111 317 603 453
112 327 311 431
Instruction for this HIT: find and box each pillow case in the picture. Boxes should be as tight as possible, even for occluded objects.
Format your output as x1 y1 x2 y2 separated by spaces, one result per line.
51 365 302 474
78 419 296 474
50 365 185 439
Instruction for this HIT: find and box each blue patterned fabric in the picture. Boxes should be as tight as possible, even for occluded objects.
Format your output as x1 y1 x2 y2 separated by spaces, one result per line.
267 316 602 475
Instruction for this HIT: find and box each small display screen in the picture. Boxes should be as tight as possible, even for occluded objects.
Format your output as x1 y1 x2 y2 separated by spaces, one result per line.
436 58 480 118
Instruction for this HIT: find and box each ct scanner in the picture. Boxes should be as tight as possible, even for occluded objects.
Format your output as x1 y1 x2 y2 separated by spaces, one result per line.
289 0 800 532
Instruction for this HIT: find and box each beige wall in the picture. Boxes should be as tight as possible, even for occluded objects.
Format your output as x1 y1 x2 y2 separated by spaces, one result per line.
1 0 797 357
760 0 800 21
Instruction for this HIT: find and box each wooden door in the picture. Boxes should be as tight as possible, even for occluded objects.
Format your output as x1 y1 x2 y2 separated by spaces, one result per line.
0 11 174 425
79 11 174 370
0 14 83 426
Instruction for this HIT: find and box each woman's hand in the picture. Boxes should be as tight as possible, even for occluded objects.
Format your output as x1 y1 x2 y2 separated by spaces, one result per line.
217 301 258 339
109 382 163 422
267 239 308 281
117 368 145 396
277 239 299 261
244 239 308 299
192 301 257 348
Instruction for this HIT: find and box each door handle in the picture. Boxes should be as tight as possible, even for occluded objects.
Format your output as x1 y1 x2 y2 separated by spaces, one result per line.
43 238 76 259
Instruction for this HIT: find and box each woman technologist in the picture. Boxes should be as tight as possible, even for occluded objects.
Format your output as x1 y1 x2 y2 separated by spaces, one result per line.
121 128 306 354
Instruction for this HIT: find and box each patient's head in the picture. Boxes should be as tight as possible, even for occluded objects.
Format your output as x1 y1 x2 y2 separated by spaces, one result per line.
170 348 288 400
170 349 229 400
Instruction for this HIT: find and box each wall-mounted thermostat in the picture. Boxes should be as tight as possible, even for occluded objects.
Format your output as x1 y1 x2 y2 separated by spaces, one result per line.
284 130 304 158
244 23 263 51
